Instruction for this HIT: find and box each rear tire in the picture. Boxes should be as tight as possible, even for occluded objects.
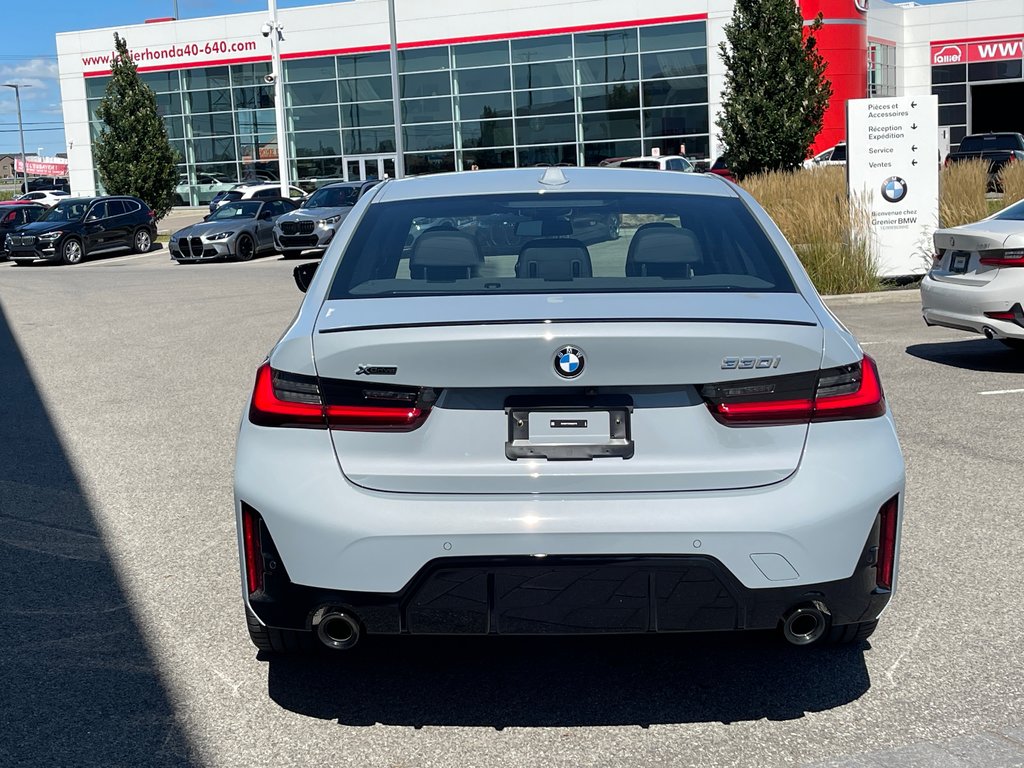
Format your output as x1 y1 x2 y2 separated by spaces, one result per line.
999 338 1024 352
825 620 878 646
132 227 152 254
245 607 318 654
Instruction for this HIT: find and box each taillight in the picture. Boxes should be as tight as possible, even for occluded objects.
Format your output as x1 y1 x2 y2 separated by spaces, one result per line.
248 361 434 431
703 355 886 425
983 303 1024 326
241 504 264 595
979 248 1024 267
876 495 899 591
932 249 944 265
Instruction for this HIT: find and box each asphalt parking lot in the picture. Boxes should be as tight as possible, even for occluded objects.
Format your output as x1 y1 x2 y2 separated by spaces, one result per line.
1 252 1023 768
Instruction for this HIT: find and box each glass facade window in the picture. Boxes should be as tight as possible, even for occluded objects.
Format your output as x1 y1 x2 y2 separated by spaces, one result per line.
453 40 510 68
340 76 392 103
641 49 707 79
455 66 512 95
513 61 574 89
84 19 710 200
459 92 513 119
401 70 452 98
338 51 391 78
292 129 342 157
868 42 896 97
578 55 639 85
285 57 337 83
574 29 638 58
459 119 514 148
402 96 453 124
580 83 640 112
515 113 577 144
404 123 455 151
511 34 572 63
514 87 575 116
399 47 450 72
341 101 394 129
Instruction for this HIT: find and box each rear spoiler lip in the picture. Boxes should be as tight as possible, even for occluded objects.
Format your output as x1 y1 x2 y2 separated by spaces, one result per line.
317 316 819 334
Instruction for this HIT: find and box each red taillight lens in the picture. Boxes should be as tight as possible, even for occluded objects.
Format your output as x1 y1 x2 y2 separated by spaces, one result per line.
979 249 1024 267
812 354 886 421
241 504 264 595
876 495 899 590
705 355 886 425
248 362 433 431
249 362 325 428
984 310 1016 320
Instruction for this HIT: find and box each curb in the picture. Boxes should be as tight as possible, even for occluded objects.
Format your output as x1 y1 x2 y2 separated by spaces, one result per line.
823 288 921 305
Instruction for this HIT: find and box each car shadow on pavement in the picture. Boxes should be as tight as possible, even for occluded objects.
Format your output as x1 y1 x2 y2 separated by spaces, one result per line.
0 301 199 766
265 631 871 727
905 338 1024 373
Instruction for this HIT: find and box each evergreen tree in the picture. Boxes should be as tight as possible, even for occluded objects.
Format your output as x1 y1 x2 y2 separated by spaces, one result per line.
717 0 832 178
93 33 178 218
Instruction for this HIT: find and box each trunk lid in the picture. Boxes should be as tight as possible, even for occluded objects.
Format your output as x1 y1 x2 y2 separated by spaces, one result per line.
312 293 823 494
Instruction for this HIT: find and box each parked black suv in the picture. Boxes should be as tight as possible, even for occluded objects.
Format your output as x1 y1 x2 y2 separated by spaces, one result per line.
7 196 157 265
21 176 71 194
0 204 47 260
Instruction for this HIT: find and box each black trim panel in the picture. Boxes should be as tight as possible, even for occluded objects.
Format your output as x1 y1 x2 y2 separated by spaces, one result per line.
318 317 819 334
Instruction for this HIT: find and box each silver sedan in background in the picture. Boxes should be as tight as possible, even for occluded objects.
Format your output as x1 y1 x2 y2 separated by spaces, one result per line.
922 197 1024 351
170 198 298 263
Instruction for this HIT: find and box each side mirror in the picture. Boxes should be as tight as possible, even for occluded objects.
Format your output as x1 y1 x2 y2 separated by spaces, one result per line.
293 261 318 293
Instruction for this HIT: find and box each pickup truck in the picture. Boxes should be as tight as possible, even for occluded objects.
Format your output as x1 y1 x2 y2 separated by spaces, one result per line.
944 132 1024 189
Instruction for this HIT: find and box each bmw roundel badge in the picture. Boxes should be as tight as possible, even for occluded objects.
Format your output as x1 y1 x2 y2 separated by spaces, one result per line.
554 345 585 379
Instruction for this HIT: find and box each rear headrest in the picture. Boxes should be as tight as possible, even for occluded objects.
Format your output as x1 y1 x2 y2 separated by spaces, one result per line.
516 238 592 280
626 226 703 278
410 230 482 268
409 229 482 280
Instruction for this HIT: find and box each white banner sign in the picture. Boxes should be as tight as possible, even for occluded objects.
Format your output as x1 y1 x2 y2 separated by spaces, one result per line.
847 96 940 277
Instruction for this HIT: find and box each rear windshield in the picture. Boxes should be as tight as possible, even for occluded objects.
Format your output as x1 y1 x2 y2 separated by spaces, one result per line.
619 160 660 170
304 185 360 208
959 135 1023 152
993 199 1024 221
326 192 795 299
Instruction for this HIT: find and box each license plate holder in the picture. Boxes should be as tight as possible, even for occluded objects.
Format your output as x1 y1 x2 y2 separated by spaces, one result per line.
505 405 633 461
950 251 970 273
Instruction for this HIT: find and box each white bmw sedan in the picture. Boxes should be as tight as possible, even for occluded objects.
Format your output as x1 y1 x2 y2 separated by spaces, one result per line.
235 167 904 653
922 199 1024 351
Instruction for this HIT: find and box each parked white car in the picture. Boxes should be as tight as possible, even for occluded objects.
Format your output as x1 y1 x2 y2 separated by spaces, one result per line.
921 198 1024 350
618 155 696 172
16 190 70 207
210 183 307 213
804 143 847 169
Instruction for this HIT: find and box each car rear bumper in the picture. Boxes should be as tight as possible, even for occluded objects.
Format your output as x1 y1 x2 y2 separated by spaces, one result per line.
235 410 905 635
921 272 1024 340
246 549 892 635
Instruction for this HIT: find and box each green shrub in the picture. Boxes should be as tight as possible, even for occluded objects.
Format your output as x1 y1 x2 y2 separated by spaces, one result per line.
741 166 877 295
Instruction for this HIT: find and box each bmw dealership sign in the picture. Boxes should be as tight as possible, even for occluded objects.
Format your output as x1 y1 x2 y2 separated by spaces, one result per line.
847 96 940 277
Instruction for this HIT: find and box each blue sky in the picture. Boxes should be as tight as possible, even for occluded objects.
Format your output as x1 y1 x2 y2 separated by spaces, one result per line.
0 0 339 157
1 0 971 158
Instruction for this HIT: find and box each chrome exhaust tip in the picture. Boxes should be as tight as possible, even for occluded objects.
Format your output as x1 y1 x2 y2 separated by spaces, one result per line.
983 326 997 340
782 604 829 646
315 610 361 650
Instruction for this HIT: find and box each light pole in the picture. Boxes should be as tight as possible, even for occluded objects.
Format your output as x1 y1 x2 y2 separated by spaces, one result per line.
263 0 291 196
387 0 404 178
3 83 31 194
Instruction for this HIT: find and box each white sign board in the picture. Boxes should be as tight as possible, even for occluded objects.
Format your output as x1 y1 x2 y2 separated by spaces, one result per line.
847 96 939 277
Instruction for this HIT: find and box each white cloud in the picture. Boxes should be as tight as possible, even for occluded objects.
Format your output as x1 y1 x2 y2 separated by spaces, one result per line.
0 58 59 81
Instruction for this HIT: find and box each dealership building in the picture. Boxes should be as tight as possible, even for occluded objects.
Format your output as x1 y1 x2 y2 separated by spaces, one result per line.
55 0 1024 203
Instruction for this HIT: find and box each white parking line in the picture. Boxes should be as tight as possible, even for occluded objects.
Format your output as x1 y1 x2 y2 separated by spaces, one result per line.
978 388 1024 396
78 251 166 266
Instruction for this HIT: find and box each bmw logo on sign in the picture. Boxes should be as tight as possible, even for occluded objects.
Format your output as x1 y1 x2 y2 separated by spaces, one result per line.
554 346 585 379
881 176 908 204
